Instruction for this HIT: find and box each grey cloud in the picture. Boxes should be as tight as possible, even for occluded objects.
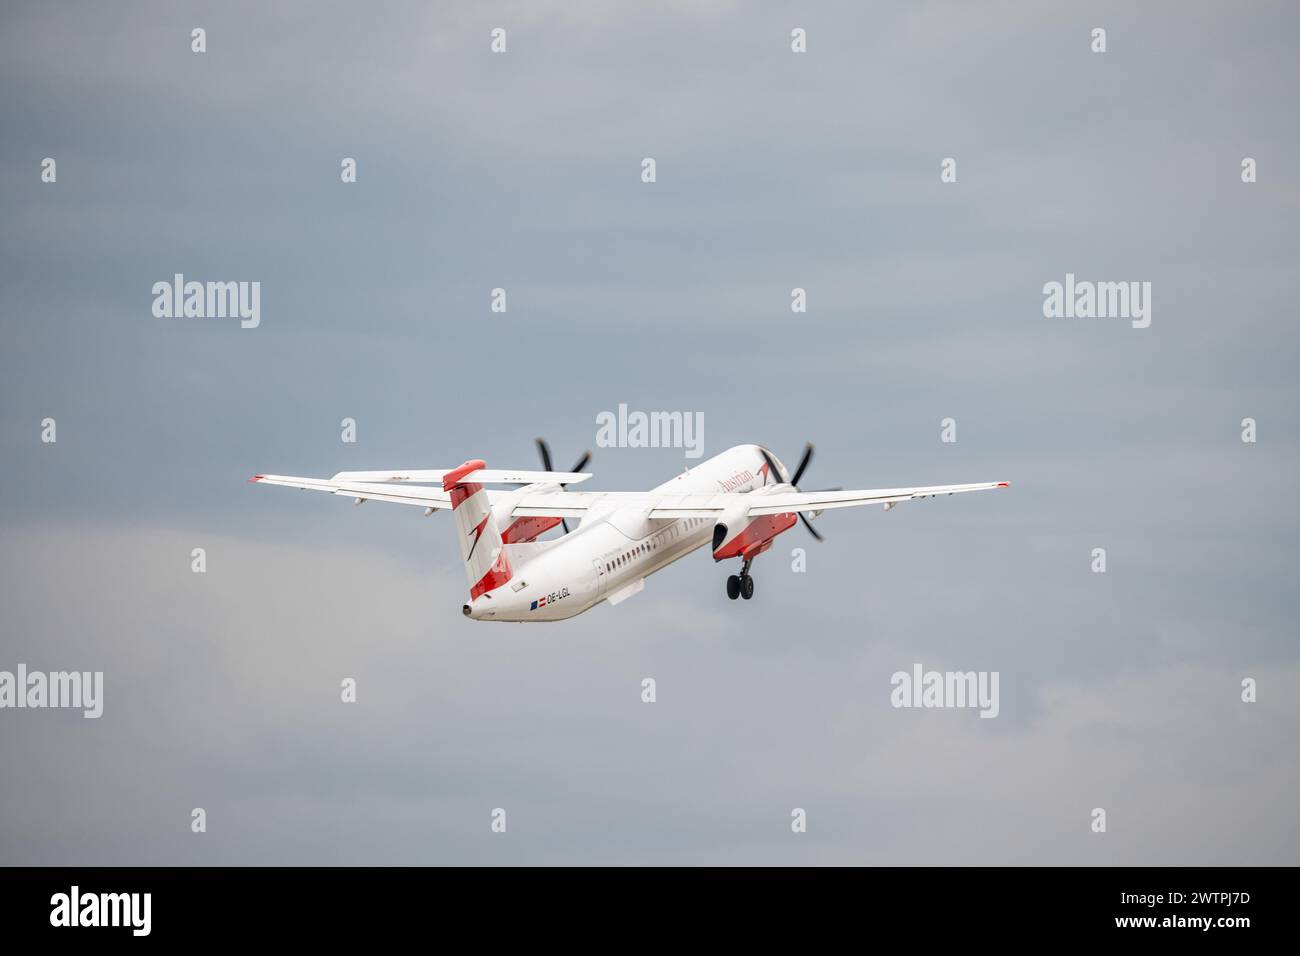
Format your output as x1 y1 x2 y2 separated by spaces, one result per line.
1 0 1297 863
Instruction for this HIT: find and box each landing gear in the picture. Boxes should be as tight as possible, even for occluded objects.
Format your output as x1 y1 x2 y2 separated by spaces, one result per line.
726 557 755 601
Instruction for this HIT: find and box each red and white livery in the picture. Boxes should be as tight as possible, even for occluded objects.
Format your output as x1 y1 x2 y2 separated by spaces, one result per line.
250 442 1008 622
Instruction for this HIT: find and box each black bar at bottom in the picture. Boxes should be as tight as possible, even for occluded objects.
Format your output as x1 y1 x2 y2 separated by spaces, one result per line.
0 866 1283 942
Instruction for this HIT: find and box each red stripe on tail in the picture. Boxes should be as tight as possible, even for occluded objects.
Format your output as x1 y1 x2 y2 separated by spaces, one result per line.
443 460 487 491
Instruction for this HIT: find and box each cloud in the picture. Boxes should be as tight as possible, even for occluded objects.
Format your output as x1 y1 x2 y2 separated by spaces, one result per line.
0 523 1294 864
2 0 1298 864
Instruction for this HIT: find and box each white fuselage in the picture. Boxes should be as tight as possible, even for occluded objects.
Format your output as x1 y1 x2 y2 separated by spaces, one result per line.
465 444 786 622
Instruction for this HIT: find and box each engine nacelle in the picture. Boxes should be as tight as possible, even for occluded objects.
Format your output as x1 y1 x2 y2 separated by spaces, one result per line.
491 484 565 544
711 502 798 561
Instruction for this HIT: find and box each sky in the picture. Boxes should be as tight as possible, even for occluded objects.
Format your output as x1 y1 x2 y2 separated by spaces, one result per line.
1 0 1297 864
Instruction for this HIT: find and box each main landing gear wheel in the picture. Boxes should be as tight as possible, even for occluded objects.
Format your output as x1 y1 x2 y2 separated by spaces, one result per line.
727 556 755 602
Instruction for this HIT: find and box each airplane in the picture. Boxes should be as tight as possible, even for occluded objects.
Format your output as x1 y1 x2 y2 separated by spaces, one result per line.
250 441 1009 622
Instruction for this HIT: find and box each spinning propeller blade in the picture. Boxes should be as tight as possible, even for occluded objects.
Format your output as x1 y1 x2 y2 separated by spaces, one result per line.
535 438 591 534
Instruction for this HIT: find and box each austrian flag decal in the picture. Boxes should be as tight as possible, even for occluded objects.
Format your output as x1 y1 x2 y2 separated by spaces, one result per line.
529 588 570 612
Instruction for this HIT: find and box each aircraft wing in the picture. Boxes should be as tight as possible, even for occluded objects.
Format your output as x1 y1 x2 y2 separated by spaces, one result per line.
249 474 456 509
249 466 592 511
505 482 1009 519
722 482 1009 516
328 468 591 485
252 472 1008 519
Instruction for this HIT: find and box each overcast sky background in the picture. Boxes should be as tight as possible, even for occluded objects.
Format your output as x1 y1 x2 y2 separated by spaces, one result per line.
1 0 1297 865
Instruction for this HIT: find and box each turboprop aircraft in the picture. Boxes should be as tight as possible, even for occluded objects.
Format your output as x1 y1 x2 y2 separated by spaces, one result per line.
250 441 1008 622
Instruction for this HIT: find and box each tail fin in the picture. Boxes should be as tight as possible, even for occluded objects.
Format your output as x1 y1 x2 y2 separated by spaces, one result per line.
443 460 513 600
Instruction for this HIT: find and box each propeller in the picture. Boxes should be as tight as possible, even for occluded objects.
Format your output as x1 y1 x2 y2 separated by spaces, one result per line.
535 438 591 533
759 443 825 542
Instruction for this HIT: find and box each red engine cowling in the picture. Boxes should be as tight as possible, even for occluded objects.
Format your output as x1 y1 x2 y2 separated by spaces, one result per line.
711 504 798 562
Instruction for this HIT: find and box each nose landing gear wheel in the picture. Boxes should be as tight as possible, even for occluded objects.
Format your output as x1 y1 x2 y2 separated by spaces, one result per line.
726 575 741 600
740 575 755 600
